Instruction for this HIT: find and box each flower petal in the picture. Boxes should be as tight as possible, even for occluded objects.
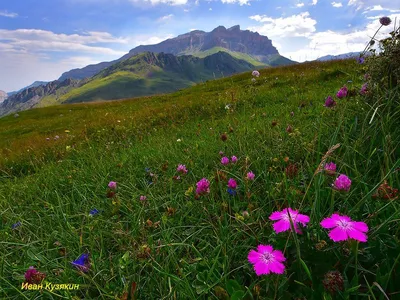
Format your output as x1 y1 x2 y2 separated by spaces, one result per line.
257 244 273 254
348 228 368 242
248 250 260 264
295 213 310 225
320 217 337 229
329 227 349 242
254 261 270 276
269 211 283 221
269 261 285 274
352 221 368 233
272 250 286 262
273 219 290 233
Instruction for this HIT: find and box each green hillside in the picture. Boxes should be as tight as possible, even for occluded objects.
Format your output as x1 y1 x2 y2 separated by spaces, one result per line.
0 58 399 299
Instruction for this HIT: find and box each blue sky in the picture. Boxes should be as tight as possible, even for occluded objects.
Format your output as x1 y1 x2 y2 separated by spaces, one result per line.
1 0 399 92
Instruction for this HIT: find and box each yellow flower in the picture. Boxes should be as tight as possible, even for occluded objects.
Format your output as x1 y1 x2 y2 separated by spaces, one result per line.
65 130 70 133
185 186 194 196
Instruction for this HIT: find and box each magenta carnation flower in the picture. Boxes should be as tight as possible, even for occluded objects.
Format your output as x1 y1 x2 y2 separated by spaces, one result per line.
379 16 391 26
333 174 351 191
336 86 348 99
177 164 188 174
231 156 238 163
324 96 336 108
108 181 117 189
227 178 237 189
221 157 229 165
269 208 310 234
196 178 210 195
248 244 286 275
246 171 255 180
320 214 368 242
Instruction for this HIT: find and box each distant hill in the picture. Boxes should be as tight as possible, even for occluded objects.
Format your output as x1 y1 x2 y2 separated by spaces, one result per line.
7 81 49 97
59 25 296 81
0 90 7 103
316 52 365 61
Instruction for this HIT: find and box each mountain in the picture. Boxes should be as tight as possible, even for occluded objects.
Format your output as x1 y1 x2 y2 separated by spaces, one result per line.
317 52 364 61
59 51 255 104
59 25 296 81
0 90 7 103
0 79 84 117
7 81 49 97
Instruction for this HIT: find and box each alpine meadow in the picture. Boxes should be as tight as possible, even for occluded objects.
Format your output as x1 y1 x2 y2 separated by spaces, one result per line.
0 6 399 300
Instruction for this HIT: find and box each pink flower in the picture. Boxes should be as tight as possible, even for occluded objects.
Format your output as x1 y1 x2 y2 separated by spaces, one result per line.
196 178 210 195
252 70 260 77
108 181 117 189
227 178 237 189
248 244 286 275
246 171 255 180
324 162 337 175
231 156 238 163
221 157 229 165
176 164 188 174
333 174 351 191
324 96 336 108
219 151 224 156
140 195 147 201
336 86 348 99
269 208 310 234
320 214 368 242
360 83 368 95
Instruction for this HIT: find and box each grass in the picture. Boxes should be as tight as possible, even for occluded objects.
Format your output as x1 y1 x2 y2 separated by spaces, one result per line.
0 58 399 299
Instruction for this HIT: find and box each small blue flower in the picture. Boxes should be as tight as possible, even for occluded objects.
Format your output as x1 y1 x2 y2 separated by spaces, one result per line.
227 188 237 196
71 253 90 272
145 167 151 173
357 56 365 64
11 221 21 229
89 209 99 217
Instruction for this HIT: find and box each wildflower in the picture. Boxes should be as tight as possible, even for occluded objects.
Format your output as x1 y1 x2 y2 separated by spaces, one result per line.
196 178 210 195
372 180 399 200
252 70 260 77
360 83 368 95
320 213 368 242
286 125 293 133
290 111 294 117
177 164 188 174
65 130 70 133
324 96 336 108
231 156 238 163
219 151 224 156
323 271 344 294
221 157 229 165
185 186 194 196
177 139 182 142
285 164 298 179
269 208 310 234
364 73 370 81
379 16 391 26
357 56 365 64
242 210 250 218
324 162 336 175
315 240 327 251
246 171 255 181
225 104 231 110
11 221 21 229
228 178 237 189
46 137 50 141
108 181 117 189
333 174 351 191
214 170 227 182
173 175 181 181
54 135 59 140
71 253 90 272
220 133 228 142
89 209 99 217
227 188 237 196
140 195 147 201
106 190 116 198
251 78 256 83
271 121 278 127
336 86 348 99
24 266 46 284
248 244 286 275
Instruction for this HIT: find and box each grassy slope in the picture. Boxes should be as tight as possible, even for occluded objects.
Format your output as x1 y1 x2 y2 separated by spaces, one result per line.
0 59 399 299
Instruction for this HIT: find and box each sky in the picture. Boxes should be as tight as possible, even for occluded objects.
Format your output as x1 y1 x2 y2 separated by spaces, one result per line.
0 0 399 92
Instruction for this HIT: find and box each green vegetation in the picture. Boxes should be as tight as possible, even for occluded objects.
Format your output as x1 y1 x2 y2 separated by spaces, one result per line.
0 56 399 299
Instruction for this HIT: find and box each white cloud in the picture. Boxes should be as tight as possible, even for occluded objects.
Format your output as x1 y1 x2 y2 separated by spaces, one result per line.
157 14 174 22
311 0 318 5
296 3 305 7
249 12 317 38
209 7 212 10
348 0 400 11
331 2 343 7
0 10 18 18
130 0 188 5
221 0 252 6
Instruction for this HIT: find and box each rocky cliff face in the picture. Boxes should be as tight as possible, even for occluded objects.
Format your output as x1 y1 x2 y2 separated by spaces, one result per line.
0 90 7 103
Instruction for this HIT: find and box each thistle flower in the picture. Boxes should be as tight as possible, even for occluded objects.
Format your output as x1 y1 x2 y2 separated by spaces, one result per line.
333 174 351 191
231 156 238 163
323 271 344 294
196 178 210 195
324 96 336 108
320 213 368 242
24 266 46 284
71 253 90 272
269 208 310 234
246 171 255 180
336 86 348 99
227 178 237 189
221 157 229 165
176 164 188 174
252 70 260 77
379 16 391 26
108 181 117 189
248 244 286 275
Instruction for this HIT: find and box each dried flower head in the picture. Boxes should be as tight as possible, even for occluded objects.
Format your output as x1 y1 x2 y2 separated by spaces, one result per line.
323 271 344 294
379 16 391 26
